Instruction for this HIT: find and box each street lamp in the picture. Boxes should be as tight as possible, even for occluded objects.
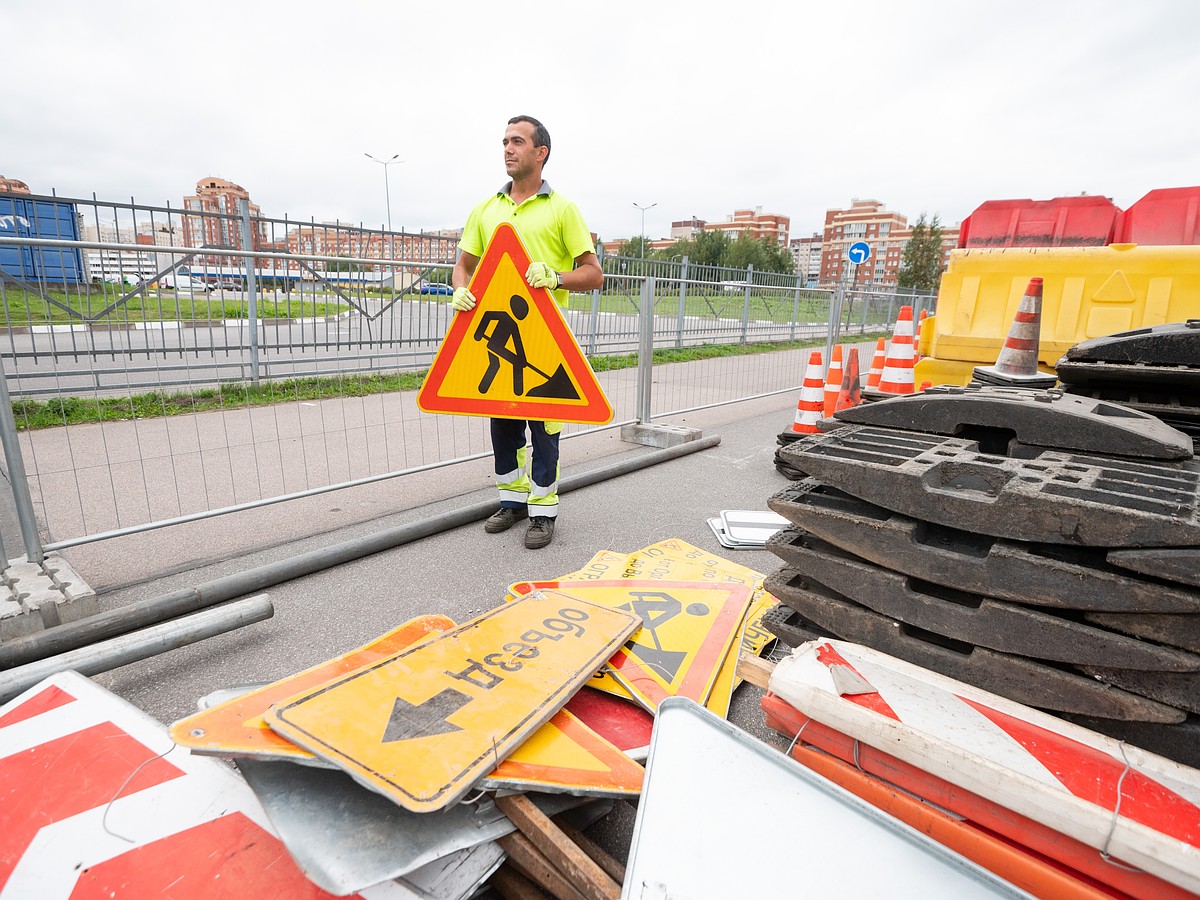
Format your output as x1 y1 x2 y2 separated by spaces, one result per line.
364 152 403 259
633 201 657 262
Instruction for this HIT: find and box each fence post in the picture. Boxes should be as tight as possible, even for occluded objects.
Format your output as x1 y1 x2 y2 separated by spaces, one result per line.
790 273 802 340
0 355 43 565
740 264 753 343
636 277 655 424
675 255 689 349
238 198 260 385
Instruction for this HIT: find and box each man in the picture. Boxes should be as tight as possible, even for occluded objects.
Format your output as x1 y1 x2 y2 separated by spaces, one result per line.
450 115 603 549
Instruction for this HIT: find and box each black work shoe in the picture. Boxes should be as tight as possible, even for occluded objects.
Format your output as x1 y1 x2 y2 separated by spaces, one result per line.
484 507 526 534
525 516 555 549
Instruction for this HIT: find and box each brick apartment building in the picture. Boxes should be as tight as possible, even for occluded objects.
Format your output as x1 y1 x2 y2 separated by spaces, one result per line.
819 199 959 287
182 177 267 266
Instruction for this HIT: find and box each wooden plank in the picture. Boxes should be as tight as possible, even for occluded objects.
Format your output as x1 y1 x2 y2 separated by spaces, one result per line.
490 860 550 899
735 652 774 690
496 794 621 900
497 832 588 900
554 820 626 886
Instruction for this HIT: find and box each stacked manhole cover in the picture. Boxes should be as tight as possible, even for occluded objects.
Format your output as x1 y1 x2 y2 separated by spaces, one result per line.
766 383 1200 768
1058 319 1200 447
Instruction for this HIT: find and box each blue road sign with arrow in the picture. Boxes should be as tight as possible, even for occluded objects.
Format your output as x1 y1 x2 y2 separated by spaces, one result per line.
848 241 872 265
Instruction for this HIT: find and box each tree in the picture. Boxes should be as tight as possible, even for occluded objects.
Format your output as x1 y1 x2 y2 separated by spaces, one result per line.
325 255 364 272
896 213 945 291
617 236 653 258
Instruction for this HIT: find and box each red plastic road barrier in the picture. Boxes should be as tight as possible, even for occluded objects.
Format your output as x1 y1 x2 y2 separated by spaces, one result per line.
0 673 373 899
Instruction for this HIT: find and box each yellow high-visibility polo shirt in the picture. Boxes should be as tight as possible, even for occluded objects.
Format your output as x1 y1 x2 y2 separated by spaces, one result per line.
459 180 595 306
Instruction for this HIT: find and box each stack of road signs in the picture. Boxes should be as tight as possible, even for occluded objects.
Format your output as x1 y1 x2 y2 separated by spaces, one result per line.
417 223 613 426
756 640 1200 898
707 509 790 549
769 382 1200 768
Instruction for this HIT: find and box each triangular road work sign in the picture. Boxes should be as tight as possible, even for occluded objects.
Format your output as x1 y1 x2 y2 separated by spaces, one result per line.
418 223 613 424
480 707 644 797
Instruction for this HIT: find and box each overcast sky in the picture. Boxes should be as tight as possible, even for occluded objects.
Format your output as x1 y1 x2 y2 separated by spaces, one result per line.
4 1 1198 242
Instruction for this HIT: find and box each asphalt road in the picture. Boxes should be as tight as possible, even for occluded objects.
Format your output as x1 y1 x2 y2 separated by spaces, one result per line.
61 392 802 871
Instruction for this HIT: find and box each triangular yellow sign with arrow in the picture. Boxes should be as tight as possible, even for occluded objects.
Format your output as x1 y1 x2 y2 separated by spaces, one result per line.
417 223 613 424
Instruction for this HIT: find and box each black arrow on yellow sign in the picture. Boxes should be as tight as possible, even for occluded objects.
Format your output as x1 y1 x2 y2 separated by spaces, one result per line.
383 688 471 742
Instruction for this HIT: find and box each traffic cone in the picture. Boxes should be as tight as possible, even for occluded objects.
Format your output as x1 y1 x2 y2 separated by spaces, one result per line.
865 337 886 389
823 344 843 417
973 277 1057 388
789 350 825 434
877 306 915 395
834 348 862 413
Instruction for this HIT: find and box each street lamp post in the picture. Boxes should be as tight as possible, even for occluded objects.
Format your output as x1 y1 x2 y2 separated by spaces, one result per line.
365 152 403 261
632 201 657 268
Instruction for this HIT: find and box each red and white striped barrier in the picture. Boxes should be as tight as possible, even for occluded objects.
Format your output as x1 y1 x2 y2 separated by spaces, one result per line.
768 640 1200 896
0 673 401 899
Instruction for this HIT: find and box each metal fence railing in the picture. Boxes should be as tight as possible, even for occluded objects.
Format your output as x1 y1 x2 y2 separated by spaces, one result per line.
0 190 934 561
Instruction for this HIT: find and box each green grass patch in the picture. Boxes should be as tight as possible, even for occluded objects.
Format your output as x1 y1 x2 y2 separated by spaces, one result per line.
0 286 345 325
11 332 890 431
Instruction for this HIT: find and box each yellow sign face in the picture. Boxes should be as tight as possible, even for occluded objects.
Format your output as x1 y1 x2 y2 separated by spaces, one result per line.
170 615 455 761
417 223 612 424
510 541 779 704
508 580 752 713
265 591 640 813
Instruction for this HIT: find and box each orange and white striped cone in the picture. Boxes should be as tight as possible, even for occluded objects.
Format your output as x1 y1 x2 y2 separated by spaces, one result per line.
865 337 886 389
823 344 843 417
789 350 825 434
877 306 915 395
973 277 1057 388
834 347 862 413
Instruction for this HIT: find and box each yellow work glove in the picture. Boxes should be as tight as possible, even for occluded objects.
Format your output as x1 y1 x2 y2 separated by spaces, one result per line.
525 262 561 291
450 286 477 312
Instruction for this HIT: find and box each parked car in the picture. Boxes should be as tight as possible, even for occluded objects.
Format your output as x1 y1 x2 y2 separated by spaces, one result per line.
164 275 209 292
212 281 241 291
419 282 454 296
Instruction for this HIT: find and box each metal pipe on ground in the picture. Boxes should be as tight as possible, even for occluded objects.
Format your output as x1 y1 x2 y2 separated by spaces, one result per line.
0 594 274 703
0 435 721 668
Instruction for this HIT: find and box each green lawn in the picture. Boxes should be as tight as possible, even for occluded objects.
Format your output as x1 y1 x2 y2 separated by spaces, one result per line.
0 285 346 325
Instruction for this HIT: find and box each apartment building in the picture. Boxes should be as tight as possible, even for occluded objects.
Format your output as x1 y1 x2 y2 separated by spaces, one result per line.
788 232 823 286
819 199 959 286
703 207 790 245
182 177 267 266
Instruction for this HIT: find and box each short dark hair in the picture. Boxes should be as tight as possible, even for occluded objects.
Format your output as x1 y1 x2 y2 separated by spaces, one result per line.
508 115 551 165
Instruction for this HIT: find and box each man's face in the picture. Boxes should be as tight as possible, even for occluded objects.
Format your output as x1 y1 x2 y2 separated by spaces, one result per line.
503 121 545 181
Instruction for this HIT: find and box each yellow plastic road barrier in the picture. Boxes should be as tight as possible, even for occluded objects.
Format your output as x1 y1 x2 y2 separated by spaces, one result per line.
265 591 639 813
918 244 1200 386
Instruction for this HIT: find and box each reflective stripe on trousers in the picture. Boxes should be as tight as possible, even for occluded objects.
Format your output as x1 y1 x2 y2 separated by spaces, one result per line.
490 419 560 518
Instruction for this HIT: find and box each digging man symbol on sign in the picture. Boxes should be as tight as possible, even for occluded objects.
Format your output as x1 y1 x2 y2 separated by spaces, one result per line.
618 590 709 682
474 294 581 400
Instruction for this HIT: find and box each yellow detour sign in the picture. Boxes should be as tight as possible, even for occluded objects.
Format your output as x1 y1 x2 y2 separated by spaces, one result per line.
265 591 640 813
170 615 455 762
508 579 752 713
417 223 613 425
480 708 644 798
